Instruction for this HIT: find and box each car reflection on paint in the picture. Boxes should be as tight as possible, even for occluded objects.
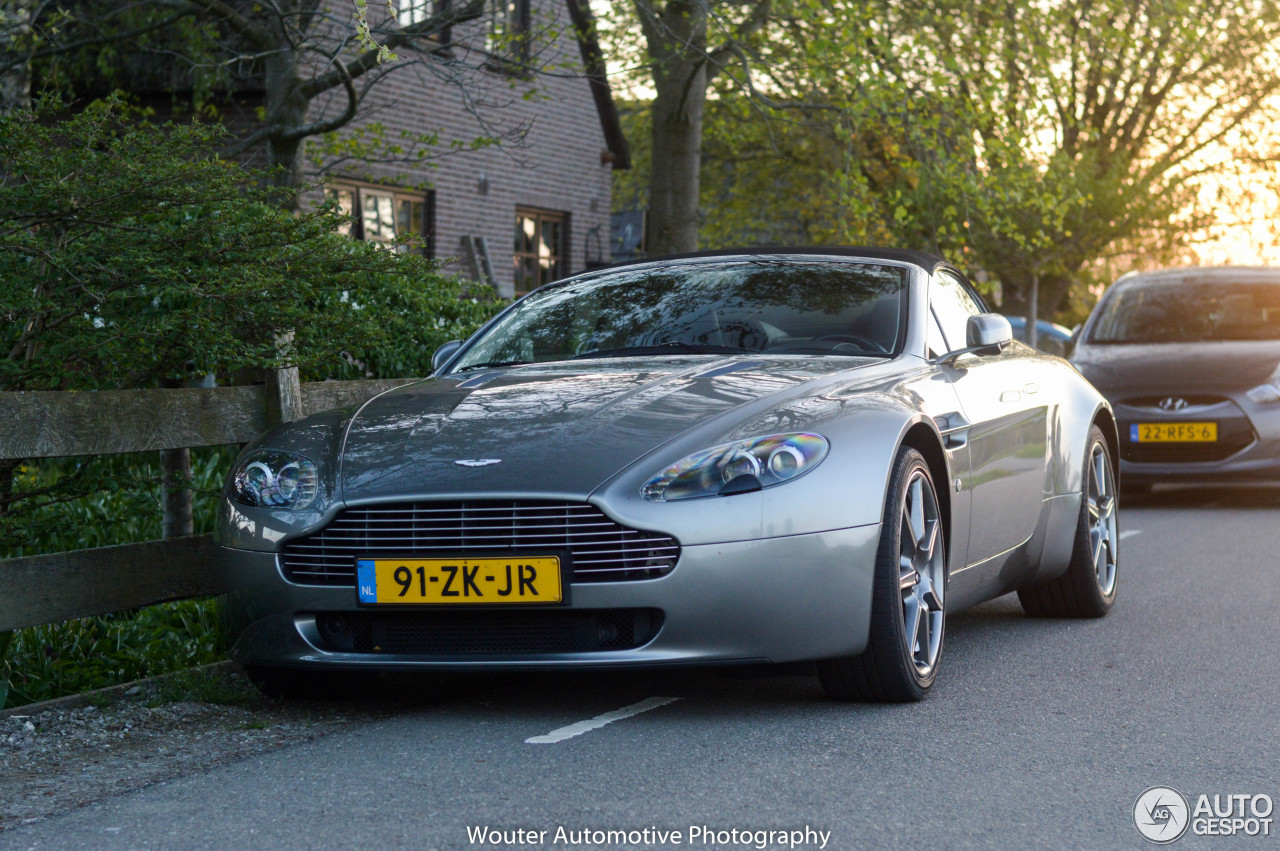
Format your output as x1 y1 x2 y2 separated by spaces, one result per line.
1003 316 1075 357
218 248 1118 703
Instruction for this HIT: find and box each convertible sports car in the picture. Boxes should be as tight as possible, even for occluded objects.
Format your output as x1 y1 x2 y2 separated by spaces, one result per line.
218 248 1119 702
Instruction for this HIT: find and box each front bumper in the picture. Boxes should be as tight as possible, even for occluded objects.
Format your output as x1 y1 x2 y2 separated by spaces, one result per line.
1115 396 1280 485
219 525 881 671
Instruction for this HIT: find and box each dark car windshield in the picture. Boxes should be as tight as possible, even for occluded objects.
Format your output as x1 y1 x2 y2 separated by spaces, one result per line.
1089 279 1280 343
451 259 908 371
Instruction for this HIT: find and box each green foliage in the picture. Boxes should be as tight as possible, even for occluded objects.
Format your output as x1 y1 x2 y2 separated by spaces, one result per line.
150 665 262 707
1 598 226 708
613 0 1280 318
0 446 233 708
0 447 234 559
0 95 504 527
305 267 502 381
0 95 488 393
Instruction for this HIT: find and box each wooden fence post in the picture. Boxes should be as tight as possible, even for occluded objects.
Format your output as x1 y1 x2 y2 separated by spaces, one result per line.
265 332 303 427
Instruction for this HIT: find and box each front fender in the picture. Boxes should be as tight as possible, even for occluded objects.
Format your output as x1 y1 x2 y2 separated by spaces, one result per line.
592 391 933 547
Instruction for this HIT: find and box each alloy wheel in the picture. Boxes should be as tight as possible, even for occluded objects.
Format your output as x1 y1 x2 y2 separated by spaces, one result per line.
1087 442 1119 597
899 469 945 678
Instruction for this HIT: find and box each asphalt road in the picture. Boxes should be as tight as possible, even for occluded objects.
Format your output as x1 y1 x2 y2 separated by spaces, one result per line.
6 485 1280 850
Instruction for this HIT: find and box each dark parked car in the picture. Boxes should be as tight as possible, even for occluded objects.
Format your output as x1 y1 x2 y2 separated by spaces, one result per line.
1071 266 1280 488
1004 316 1074 357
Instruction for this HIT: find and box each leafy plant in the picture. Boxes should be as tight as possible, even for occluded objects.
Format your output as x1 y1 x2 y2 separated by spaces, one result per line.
0 96 505 706
2 599 227 707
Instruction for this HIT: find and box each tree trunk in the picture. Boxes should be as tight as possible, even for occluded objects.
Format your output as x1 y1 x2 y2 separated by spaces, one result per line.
0 0 31 111
993 268 1074 321
640 1 709 256
263 46 308 207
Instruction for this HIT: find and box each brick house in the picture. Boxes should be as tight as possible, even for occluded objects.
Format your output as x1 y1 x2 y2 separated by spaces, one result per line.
313 0 629 298
43 0 626 298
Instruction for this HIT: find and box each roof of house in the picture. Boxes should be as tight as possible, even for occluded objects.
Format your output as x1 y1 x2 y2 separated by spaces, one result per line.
564 0 630 170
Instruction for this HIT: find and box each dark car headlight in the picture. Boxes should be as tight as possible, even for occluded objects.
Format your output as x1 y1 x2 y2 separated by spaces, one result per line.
642 433 829 501
231 449 319 510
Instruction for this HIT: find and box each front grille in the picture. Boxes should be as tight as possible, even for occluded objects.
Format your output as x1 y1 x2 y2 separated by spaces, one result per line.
1118 394 1230 410
1117 396 1256 464
313 608 663 655
281 500 680 586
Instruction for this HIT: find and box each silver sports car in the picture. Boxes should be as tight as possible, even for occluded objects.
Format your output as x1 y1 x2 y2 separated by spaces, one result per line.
218 248 1119 702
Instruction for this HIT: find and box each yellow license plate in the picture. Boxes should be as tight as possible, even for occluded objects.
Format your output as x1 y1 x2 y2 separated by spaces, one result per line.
1131 422 1218 442
356 556 562 605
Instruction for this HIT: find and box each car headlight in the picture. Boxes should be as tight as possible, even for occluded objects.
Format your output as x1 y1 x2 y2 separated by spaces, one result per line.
231 449 319 510
1247 379 1280 404
642 433 829 501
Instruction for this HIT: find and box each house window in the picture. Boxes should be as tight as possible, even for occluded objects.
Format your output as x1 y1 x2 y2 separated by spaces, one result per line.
398 0 453 44
514 207 567 294
325 182 433 256
487 0 530 62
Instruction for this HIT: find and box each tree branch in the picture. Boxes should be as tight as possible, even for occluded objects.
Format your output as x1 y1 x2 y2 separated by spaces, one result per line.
175 0 272 51
300 0 484 100
706 0 771 83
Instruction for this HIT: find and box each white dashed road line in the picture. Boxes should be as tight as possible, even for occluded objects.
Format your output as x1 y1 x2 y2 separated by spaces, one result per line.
1119 529 1143 540
525 697 682 744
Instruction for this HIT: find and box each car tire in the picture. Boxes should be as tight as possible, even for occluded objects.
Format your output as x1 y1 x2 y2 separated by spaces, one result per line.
818 447 946 702
1017 425 1119 618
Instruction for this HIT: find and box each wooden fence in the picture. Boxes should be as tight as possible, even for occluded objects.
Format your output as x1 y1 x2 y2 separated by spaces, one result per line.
0 370 413 632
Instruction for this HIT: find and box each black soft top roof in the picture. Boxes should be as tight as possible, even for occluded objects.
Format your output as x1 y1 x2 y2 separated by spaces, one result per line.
603 245 949 273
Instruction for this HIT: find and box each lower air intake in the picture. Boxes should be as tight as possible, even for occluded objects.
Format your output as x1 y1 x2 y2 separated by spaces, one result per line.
313 608 664 656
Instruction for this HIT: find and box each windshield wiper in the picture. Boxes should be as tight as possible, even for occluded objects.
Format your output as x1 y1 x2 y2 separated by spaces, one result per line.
571 341 754 359
454 359 532 372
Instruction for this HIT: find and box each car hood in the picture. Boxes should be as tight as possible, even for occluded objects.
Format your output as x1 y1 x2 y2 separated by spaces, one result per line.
337 356 882 501
1072 340 1280 398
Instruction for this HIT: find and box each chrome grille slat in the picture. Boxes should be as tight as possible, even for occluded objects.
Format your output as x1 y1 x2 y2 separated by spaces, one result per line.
285 535 679 550
280 500 681 586
351 505 600 515
325 521 622 531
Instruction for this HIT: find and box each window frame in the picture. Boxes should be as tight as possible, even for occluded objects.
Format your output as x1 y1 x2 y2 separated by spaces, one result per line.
513 206 569 296
486 0 532 68
398 0 454 45
324 180 435 258
929 268 987 352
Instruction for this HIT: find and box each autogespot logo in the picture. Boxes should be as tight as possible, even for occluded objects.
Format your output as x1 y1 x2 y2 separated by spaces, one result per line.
1135 786 1191 844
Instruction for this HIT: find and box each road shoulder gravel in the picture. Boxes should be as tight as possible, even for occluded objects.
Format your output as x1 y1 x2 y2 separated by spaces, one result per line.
0 666 390 830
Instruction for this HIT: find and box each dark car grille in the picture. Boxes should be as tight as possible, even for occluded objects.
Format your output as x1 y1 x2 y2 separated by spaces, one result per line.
313 608 663 655
280 500 680 586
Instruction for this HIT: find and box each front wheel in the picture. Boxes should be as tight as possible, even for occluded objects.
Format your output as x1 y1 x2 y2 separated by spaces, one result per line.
818 447 947 702
1018 424 1119 618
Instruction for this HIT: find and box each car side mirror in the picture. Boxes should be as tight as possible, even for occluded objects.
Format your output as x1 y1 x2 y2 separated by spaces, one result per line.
966 314 1013 353
938 314 1012 364
431 339 462 373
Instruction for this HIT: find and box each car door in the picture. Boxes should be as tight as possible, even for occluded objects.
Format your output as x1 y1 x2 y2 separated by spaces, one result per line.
931 270 1049 569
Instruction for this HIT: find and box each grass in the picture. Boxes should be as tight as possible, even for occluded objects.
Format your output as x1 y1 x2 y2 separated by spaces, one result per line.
151 666 263 708
3 599 228 707
1 447 237 709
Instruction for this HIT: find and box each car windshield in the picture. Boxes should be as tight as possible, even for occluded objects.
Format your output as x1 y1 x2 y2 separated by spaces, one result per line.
451 259 909 371
1090 279 1280 343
